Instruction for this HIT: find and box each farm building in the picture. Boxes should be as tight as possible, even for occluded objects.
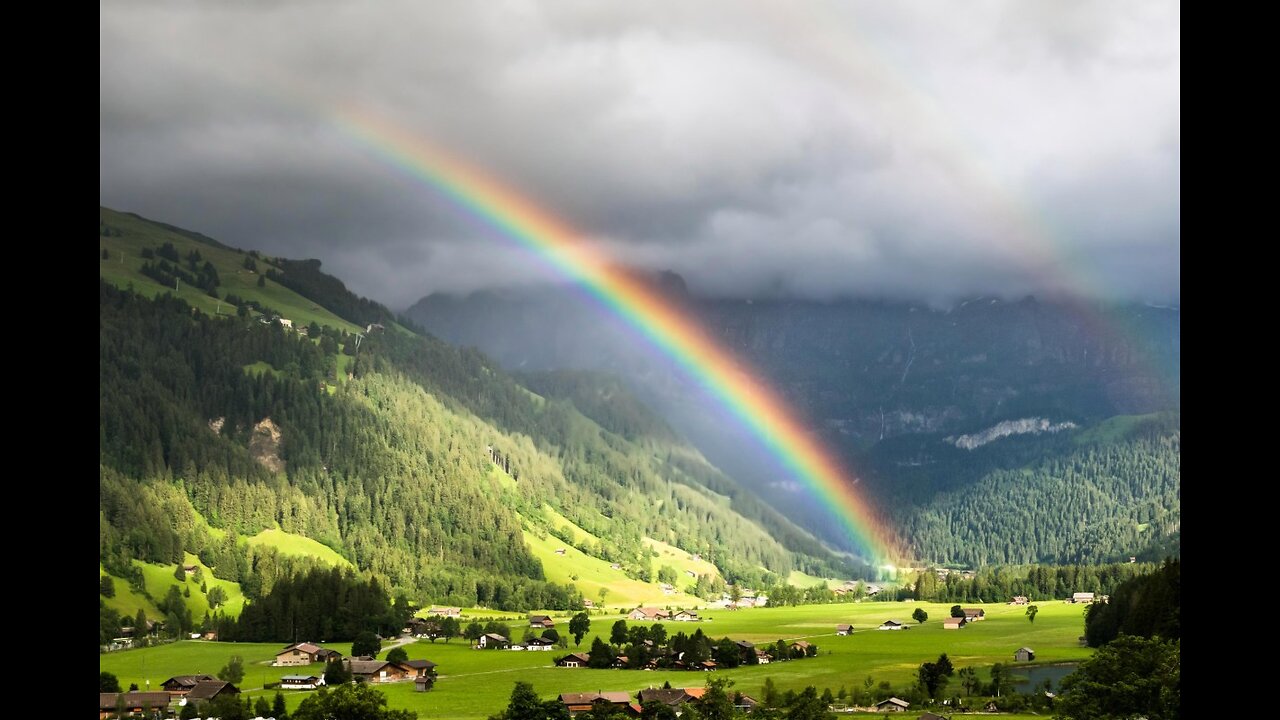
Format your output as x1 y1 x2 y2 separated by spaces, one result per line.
878 619 908 630
1009 596 1029 605
280 674 325 690
942 616 966 630
529 614 556 628
274 642 342 666
161 675 216 694
961 608 986 621
874 697 910 711
556 652 591 668
1015 647 1035 662
1071 592 1096 604
98 692 171 719
477 633 510 649
836 624 853 635
628 607 671 621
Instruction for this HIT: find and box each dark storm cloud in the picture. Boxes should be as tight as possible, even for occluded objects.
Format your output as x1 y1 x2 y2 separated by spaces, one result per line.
100 0 1179 309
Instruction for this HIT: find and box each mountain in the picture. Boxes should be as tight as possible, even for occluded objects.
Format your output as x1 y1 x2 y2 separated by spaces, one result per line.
98 207 858 628
405 279 1181 565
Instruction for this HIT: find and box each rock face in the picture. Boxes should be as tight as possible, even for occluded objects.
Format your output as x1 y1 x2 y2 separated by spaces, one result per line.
249 417 285 473
948 418 1078 450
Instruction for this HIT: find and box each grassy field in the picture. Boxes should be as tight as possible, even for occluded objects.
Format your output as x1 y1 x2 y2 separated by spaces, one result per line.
644 537 721 583
102 553 246 623
523 527 704 609
103 601 1091 719
244 528 352 568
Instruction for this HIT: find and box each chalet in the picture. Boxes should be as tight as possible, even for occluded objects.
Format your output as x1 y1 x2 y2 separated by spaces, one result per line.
478 633 510 649
186 680 240 704
672 610 700 622
836 624 853 635
755 649 772 664
1014 647 1035 662
399 659 438 678
942 616 966 630
525 637 556 651
734 639 756 663
183 565 198 574
161 675 217 694
348 659 409 683
529 615 556 629
628 607 671 621
1071 592 1095 604
280 674 325 690
1009 596 1030 605
559 692 640 717
278 318 294 329
733 693 759 712
638 688 697 707
99 692 171 719
874 697 910 712
961 608 985 622
556 652 591 668
789 640 812 656
275 642 342 666
429 606 462 618
612 655 630 669
698 660 718 671
878 620 908 630
414 676 435 692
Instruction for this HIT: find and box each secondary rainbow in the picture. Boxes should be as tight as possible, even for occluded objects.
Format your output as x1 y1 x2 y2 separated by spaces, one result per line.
335 108 901 565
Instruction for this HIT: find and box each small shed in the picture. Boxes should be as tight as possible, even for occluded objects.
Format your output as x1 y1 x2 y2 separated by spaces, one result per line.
1014 647 1035 662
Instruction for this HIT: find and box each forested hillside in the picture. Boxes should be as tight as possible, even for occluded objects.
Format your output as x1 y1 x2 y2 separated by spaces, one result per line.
99 209 852 624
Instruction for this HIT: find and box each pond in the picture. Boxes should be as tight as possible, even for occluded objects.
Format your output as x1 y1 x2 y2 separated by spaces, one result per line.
1011 662 1079 693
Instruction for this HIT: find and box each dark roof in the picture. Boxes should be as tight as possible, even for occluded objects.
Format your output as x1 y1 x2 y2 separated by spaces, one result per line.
529 614 553 623
639 688 691 705
560 691 633 705
962 608 985 616
836 624 853 630
99 692 171 711
187 680 239 701
557 652 591 664
875 697 910 708
483 633 509 642
402 659 438 669
919 713 950 720
349 660 393 675
162 674 216 688
280 675 323 682
527 637 555 645
734 640 755 649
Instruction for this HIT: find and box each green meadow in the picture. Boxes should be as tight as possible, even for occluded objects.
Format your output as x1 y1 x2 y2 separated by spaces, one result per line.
101 601 1091 719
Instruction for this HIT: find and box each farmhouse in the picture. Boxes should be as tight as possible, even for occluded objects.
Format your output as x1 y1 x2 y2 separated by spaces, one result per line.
672 609 700 622
878 620 908 630
961 608 986 621
836 623 853 635
529 614 556 628
638 687 698 707
185 680 240 704
161 675 217 694
755 649 772 664
429 606 462 617
525 637 556 651
874 696 910 711
1071 592 1096 604
275 642 342 666
559 692 641 717
556 652 591 668
399 659 439 678
734 639 756 663
942 616 966 630
280 674 325 690
789 640 813 656
478 633 510 649
628 607 671 621
1014 647 1035 662
582 599 594 608
99 692 171 719
1009 596 1029 605
348 659 409 683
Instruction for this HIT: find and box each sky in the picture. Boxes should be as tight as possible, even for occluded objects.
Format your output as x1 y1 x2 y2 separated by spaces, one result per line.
101 0 1179 310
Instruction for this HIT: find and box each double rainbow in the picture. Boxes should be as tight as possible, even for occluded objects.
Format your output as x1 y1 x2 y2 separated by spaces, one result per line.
336 108 902 566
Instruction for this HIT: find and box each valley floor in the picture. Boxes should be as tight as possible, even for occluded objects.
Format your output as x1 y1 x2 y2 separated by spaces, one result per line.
101 600 1091 719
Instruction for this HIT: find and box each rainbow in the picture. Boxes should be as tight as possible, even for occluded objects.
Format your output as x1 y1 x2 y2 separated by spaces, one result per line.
335 108 902 566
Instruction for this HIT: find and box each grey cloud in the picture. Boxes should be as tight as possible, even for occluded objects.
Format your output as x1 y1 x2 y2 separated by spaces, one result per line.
101 0 1179 309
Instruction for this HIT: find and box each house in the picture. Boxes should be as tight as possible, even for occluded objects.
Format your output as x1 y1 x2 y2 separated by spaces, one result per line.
582 599 594 608
275 642 343 666
628 607 671 621
698 660 718 671
961 608 985 622
348 659 409 683
559 692 640 717
529 615 556 629
478 633 510 649
1071 592 1096 604
280 674 325 690
1009 596 1029 605
865 584 883 597
878 620 908 630
660 583 675 594
99 692 171 719
685 570 697 578
755 649 772 664
429 606 462 618
414 676 435 692
638 688 697 707
556 652 591 668
836 624 853 635
942 616 966 630
1014 647 1035 662
525 637 556 651
183 565 198 574
789 640 812 656
161 675 217 695
874 697 910 712
612 655 630 669
185 680 240 704
672 610 700 622
983 701 1000 712
733 693 759 712
734 639 756 663
398 659 438 678
611 563 622 570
